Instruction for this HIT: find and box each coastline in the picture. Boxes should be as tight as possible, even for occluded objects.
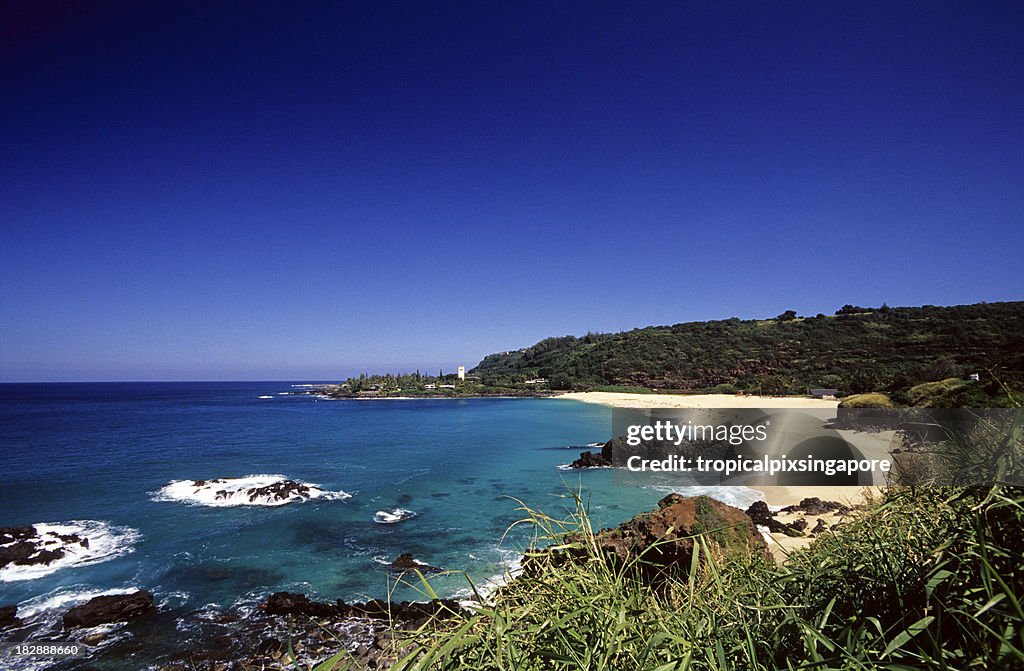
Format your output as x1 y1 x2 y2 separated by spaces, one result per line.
756 485 879 561
555 391 841 409
0 385 885 668
554 391 867 509
310 384 558 400
554 391 877 561
756 485 876 508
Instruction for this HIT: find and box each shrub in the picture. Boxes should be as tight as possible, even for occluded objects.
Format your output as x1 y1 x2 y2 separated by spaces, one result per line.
377 486 1024 671
839 392 897 408
906 377 971 407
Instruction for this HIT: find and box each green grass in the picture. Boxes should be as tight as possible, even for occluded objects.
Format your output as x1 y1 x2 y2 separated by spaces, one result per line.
590 385 654 394
905 377 971 407
839 392 897 408
365 486 1024 671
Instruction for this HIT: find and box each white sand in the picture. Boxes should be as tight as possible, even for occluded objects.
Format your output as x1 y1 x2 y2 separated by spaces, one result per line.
555 392 886 562
555 391 840 409
757 485 878 508
756 486 880 563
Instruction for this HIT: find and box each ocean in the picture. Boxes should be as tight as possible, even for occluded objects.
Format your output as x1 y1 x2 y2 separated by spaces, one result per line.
0 382 763 669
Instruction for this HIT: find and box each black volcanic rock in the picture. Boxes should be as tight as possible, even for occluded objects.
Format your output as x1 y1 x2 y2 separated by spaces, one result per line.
744 501 774 526
780 497 850 515
0 604 20 629
209 479 313 503
601 436 626 462
569 435 628 468
744 501 804 537
387 553 442 574
63 591 154 628
569 450 611 468
0 525 37 543
246 479 311 502
569 434 742 471
0 525 51 568
260 592 339 617
258 592 463 628
0 525 88 569
348 598 462 625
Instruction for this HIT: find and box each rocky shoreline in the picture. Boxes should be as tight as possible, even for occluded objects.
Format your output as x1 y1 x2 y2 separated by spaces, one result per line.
0 576 465 671
0 495 859 670
154 592 465 671
744 497 851 537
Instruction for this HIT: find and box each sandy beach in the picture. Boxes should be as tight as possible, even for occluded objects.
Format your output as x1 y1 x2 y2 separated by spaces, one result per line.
556 391 840 409
557 391 880 561
755 485 874 508
755 486 880 562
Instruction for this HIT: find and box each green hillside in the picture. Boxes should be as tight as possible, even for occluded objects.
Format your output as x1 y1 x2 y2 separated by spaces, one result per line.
471 302 1024 399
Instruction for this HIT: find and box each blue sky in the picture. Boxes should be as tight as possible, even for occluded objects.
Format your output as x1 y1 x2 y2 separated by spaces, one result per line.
2 2 1022 381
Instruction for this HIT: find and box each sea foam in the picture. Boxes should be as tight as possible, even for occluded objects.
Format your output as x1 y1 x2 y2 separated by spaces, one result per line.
373 508 417 524
0 521 140 582
640 485 764 511
151 474 352 507
17 586 139 620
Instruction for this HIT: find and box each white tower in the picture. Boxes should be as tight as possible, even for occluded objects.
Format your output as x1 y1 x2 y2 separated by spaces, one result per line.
457 366 466 380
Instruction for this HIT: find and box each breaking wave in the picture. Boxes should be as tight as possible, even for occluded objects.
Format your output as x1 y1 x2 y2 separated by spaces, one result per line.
151 475 352 507
0 521 140 582
373 508 417 524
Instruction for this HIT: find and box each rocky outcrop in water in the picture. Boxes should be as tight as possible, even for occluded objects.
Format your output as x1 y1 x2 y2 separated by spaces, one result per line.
148 592 465 670
261 592 340 618
569 450 611 468
568 434 742 471
156 604 438 671
0 525 88 568
63 591 155 628
260 592 462 625
43 496 783 670
387 553 442 574
208 479 314 503
568 436 618 468
0 604 20 629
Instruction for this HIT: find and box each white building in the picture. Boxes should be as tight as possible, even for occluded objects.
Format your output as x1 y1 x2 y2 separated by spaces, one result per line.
457 366 465 380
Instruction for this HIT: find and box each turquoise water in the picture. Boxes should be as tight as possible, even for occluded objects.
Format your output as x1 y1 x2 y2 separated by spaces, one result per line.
1 383 594 603
0 382 762 667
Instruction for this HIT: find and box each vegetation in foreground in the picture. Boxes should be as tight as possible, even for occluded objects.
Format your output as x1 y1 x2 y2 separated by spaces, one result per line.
341 484 1024 671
